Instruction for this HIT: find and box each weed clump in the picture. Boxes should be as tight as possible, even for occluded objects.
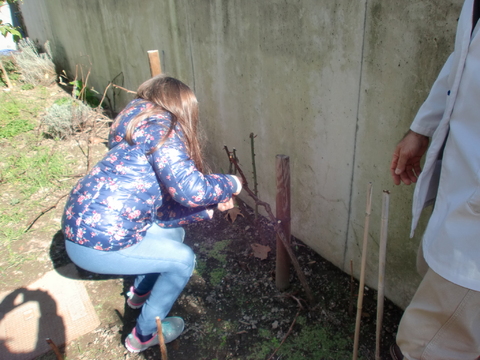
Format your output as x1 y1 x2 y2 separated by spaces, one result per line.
13 38 56 86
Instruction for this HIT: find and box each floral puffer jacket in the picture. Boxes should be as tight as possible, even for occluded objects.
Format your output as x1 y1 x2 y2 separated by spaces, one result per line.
62 98 238 251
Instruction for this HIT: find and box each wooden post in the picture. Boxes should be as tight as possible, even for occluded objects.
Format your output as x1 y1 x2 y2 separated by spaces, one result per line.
0 59 13 89
148 50 162 77
275 155 291 290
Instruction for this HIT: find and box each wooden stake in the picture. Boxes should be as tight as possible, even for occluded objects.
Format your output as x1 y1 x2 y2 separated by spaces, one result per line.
156 316 168 360
46 338 63 360
352 182 373 360
0 59 13 88
275 154 291 291
375 190 390 360
148 50 162 77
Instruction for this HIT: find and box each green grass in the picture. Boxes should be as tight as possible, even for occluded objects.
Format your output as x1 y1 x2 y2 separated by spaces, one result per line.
0 87 75 270
3 144 72 197
0 88 45 139
246 317 361 360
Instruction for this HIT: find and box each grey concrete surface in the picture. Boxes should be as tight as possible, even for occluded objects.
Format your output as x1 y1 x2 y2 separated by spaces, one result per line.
18 0 463 309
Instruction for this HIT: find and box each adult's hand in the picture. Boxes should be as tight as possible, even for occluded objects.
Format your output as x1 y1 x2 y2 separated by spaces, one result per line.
390 130 429 185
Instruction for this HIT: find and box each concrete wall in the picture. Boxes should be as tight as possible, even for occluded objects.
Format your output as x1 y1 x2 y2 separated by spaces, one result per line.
19 0 463 309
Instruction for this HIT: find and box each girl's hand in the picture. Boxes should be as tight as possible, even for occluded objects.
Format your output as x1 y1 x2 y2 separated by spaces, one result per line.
218 197 235 212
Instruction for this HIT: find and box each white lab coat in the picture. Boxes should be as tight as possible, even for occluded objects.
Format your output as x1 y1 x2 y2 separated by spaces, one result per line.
411 0 480 291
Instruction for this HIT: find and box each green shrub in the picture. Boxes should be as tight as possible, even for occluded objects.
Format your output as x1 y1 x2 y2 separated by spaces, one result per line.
41 99 93 139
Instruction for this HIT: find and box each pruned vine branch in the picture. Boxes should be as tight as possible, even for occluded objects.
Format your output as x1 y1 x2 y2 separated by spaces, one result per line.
224 145 315 305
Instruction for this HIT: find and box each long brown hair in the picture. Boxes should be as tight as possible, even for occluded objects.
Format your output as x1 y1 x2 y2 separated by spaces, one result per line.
125 75 205 173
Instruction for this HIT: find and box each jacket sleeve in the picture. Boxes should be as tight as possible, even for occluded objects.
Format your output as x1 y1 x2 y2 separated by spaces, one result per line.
149 127 239 208
155 191 215 227
410 53 454 137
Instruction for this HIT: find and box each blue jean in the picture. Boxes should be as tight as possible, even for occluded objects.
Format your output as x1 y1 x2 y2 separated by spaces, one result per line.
65 224 195 335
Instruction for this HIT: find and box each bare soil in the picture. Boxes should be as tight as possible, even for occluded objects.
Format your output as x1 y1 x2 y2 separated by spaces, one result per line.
0 85 403 360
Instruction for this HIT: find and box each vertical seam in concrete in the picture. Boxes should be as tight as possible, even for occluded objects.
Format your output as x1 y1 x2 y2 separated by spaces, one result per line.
343 0 369 270
183 0 196 91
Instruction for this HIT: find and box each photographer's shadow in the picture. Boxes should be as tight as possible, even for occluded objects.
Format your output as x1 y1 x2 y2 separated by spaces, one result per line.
0 287 65 360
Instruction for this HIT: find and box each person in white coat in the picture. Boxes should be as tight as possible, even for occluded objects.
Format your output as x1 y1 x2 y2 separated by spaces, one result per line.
390 0 480 359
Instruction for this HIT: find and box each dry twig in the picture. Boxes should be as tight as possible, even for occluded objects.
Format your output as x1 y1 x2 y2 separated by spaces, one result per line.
267 309 301 360
111 83 136 94
25 193 69 232
156 316 168 360
46 338 64 360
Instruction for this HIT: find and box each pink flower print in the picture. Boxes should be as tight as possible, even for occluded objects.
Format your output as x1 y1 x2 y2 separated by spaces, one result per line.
74 182 82 193
187 201 200 207
106 154 118 163
146 197 155 205
214 185 222 196
107 180 119 191
77 195 86 204
169 187 177 196
133 129 145 140
114 228 128 241
90 166 101 176
76 217 82 226
192 195 203 202
127 209 141 220
92 212 102 223
115 164 125 173
65 206 75 220
77 228 85 239
64 225 73 239
115 135 122 142
94 243 104 250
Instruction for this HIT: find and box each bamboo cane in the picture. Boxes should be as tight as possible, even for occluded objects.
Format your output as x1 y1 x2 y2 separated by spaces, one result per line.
352 182 373 360
156 316 168 360
375 190 390 360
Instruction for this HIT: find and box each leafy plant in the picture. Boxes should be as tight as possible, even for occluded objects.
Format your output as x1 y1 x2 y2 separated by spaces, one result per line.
70 79 101 108
0 0 22 42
